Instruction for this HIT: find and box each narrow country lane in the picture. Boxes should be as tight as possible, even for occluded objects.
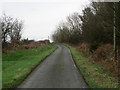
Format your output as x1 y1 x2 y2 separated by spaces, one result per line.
18 45 88 88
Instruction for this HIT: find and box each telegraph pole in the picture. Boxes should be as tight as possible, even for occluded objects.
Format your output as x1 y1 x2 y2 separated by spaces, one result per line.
113 2 116 60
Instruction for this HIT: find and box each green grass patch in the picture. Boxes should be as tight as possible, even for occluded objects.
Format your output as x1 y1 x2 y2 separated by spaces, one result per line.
67 45 118 88
0 52 2 89
2 44 57 88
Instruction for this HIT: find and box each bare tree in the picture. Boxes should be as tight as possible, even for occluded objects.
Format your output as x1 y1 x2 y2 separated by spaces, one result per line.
9 19 23 43
0 14 23 45
0 14 13 43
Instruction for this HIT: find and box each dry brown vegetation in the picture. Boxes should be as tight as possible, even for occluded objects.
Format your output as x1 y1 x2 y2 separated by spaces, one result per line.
2 40 50 53
77 43 89 56
77 43 119 80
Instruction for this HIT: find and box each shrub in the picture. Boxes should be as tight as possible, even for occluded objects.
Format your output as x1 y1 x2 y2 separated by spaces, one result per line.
92 44 119 78
92 44 113 61
77 43 90 56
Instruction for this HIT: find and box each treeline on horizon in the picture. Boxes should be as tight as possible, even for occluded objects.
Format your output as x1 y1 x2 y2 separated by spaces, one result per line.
52 2 120 79
1 14 43 52
52 2 120 53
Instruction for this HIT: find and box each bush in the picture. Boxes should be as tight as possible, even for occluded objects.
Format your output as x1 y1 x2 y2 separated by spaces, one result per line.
92 44 113 61
77 43 90 56
92 44 119 78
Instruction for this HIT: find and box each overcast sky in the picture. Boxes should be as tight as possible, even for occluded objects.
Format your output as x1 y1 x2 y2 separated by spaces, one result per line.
0 0 90 41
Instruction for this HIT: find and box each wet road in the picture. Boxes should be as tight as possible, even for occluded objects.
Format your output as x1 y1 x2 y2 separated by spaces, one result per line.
18 45 88 88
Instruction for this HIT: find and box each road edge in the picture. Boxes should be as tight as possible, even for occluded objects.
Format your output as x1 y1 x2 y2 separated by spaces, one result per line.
16 45 58 89
66 45 89 88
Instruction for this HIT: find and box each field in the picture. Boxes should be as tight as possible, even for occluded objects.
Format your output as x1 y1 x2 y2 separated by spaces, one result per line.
2 44 57 88
68 45 118 88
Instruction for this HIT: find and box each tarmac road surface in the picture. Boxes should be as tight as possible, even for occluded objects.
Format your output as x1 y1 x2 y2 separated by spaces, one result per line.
18 45 88 88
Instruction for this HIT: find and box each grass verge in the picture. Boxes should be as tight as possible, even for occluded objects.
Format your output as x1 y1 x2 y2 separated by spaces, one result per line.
2 44 57 88
67 45 118 88
0 52 2 89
